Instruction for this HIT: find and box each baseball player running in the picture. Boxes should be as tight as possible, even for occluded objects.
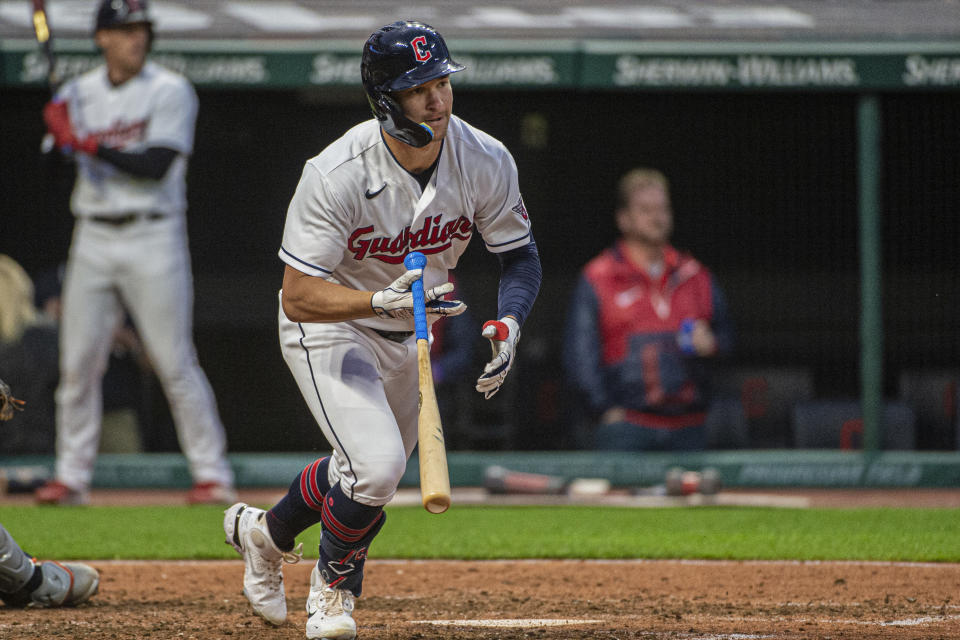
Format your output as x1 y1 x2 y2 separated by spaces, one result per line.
35 0 235 506
224 20 541 639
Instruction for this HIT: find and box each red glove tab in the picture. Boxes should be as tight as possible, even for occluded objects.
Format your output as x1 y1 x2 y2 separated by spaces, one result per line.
482 320 510 341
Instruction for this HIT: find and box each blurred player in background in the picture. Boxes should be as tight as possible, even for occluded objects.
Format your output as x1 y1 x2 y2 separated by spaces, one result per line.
224 20 540 640
0 377 98 608
564 168 732 451
34 0 235 505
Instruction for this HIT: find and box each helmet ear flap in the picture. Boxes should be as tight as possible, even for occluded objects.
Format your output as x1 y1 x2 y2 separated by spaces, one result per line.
372 92 434 148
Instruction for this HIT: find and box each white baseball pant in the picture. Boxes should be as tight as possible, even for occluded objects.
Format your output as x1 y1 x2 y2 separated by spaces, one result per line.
55 216 233 490
278 298 420 507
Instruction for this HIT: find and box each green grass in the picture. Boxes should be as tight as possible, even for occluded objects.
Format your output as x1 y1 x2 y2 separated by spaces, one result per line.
2 505 958 562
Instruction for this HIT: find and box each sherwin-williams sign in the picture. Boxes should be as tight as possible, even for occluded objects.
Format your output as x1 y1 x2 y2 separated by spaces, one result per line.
2 39 581 89
584 53 960 89
2 40 958 90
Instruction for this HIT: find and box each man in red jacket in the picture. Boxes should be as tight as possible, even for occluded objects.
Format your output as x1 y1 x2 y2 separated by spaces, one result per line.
564 168 733 450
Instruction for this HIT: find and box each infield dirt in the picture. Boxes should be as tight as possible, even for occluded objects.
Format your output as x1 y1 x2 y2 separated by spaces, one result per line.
2 488 960 639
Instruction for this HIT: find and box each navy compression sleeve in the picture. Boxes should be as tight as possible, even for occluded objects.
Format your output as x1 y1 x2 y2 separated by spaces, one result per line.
95 146 178 180
496 239 542 327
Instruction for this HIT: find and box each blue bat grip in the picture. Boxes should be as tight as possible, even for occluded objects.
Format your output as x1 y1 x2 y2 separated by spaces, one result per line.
403 252 429 340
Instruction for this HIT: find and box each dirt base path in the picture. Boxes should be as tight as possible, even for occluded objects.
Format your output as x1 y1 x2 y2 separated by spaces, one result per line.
4 559 959 640
4 488 960 639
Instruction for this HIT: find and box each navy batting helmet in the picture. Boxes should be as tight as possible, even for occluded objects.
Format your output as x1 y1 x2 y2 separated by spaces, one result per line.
95 0 153 34
361 21 465 147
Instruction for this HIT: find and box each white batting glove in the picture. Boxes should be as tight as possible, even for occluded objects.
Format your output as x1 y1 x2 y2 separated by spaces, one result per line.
370 269 467 320
476 316 521 399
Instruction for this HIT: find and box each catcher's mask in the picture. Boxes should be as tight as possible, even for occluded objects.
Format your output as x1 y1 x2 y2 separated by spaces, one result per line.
94 0 154 47
361 21 465 147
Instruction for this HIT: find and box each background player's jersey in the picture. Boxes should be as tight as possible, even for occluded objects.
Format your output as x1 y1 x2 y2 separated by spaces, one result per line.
56 61 197 218
566 243 733 423
279 116 533 331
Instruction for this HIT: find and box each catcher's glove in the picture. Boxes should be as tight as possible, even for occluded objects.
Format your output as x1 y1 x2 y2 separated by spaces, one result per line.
0 377 25 421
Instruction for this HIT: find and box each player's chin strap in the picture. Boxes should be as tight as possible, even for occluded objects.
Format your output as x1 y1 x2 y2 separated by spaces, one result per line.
369 94 434 148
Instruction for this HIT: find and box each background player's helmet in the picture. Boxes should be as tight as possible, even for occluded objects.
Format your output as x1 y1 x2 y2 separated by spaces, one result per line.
361 21 465 147
94 0 154 44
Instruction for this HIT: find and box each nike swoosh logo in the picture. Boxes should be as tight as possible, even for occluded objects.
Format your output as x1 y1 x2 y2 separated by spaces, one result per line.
615 286 644 308
365 183 387 199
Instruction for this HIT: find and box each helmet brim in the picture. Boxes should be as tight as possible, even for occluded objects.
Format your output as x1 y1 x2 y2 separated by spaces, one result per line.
382 60 465 93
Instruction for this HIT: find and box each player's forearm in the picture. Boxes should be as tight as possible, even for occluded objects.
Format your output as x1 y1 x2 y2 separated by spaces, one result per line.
495 240 541 326
94 146 178 180
280 266 375 323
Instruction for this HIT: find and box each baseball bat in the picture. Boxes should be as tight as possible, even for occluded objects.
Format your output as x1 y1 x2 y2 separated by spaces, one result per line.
403 251 451 514
31 0 59 153
31 0 58 87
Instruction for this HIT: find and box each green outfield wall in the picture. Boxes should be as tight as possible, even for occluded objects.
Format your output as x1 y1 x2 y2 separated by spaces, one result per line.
2 451 960 490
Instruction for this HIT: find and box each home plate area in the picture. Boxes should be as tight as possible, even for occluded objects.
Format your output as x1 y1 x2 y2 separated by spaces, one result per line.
410 618 604 627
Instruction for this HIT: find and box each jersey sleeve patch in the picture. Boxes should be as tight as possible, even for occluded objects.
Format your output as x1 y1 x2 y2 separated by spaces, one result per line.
511 195 529 220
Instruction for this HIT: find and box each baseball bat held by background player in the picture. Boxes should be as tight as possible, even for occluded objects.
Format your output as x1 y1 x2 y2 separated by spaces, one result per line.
32 0 61 153
403 251 451 514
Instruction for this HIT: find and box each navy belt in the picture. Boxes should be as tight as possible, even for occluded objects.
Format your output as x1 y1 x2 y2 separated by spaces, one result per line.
372 329 414 343
88 212 165 226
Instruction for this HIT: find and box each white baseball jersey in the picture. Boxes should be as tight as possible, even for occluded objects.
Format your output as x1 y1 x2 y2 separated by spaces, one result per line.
50 60 232 494
279 115 533 331
56 60 196 218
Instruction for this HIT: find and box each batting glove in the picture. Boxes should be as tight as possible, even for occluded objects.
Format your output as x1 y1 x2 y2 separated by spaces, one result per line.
370 268 466 320
42 101 98 155
476 316 520 399
73 136 99 155
42 100 75 150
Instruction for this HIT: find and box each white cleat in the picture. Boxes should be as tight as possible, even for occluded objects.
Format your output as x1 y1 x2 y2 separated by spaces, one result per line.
223 502 301 625
305 564 357 640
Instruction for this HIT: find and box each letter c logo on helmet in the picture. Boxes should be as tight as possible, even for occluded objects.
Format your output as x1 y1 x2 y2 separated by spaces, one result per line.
411 36 432 62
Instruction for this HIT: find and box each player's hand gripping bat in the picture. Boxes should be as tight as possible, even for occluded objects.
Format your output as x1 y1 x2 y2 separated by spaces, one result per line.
403 251 451 514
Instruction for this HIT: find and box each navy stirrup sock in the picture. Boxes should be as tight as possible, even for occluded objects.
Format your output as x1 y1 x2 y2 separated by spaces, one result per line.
320 483 383 544
266 457 331 551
